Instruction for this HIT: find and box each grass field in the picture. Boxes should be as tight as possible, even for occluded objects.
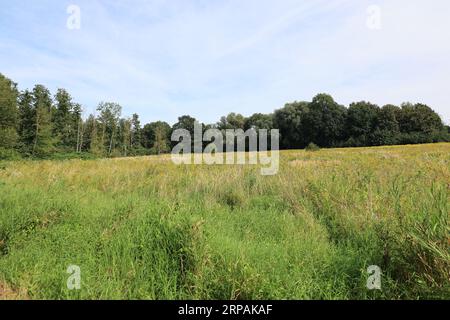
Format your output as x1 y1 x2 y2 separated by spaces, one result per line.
0 143 449 300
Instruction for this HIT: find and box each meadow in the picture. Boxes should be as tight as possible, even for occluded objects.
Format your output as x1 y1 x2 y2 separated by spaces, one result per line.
0 143 449 300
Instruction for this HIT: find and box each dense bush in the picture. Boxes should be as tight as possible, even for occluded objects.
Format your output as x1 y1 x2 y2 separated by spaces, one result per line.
0 148 21 160
305 142 320 152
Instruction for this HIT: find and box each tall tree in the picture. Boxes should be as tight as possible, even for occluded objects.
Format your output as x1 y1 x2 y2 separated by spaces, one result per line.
73 103 83 153
96 102 122 156
370 104 401 146
130 113 143 153
53 88 75 150
84 114 101 155
0 73 19 150
143 121 171 153
245 113 274 131
398 103 444 134
3 71 450 157
172 115 197 134
152 125 170 155
18 90 35 154
118 118 132 156
302 94 347 147
274 102 309 149
345 101 380 146
217 113 246 130
31 85 54 156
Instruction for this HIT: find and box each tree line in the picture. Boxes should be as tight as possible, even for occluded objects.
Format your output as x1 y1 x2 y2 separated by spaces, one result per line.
0 73 449 159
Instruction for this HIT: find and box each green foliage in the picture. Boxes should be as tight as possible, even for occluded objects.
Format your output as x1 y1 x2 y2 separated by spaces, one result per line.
217 113 246 130
244 113 274 131
303 94 347 147
96 102 122 156
345 101 380 146
53 89 77 151
117 118 132 156
82 115 101 156
0 73 449 159
0 147 21 160
172 115 197 134
17 90 35 154
273 101 309 149
130 113 143 154
31 85 55 157
143 121 172 154
305 142 320 152
0 74 19 149
151 126 171 155
398 103 444 134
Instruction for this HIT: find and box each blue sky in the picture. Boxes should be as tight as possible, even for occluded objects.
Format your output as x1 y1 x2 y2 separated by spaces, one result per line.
1 0 449 124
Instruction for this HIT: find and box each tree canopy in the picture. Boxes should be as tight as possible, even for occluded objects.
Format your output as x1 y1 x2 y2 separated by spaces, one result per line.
0 73 448 159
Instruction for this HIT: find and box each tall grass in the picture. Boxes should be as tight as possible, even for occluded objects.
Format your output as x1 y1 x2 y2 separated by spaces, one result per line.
0 143 449 299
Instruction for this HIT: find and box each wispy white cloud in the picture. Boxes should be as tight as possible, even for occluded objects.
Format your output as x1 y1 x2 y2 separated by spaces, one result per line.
0 0 449 124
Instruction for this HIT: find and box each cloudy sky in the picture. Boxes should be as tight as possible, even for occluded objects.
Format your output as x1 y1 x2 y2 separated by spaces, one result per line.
1 0 449 124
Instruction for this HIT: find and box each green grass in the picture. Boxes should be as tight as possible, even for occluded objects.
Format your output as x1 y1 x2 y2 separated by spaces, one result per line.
0 143 449 299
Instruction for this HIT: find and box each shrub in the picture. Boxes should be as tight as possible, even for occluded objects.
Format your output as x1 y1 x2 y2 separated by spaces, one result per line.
0 148 21 160
305 142 320 152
